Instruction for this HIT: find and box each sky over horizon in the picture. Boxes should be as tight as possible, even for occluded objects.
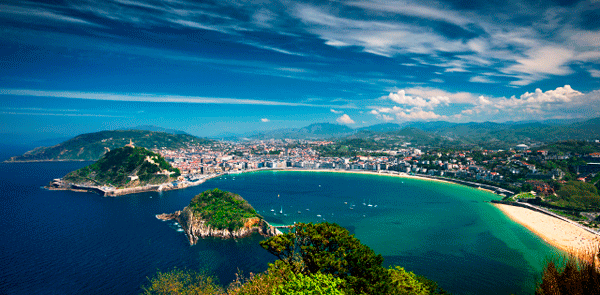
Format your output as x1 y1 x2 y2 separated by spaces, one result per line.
1 0 600 139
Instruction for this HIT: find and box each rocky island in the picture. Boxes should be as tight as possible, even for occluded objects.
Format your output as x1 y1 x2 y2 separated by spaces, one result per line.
48 144 184 196
157 189 280 243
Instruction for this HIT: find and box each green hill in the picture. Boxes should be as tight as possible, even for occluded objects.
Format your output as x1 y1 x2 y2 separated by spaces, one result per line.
7 130 212 162
188 188 261 231
62 146 180 188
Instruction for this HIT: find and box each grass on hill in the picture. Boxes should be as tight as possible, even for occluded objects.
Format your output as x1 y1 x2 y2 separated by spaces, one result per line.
188 189 260 231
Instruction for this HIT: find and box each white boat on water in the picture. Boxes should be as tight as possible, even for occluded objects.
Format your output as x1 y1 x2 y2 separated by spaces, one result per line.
317 214 322 218
280 206 283 214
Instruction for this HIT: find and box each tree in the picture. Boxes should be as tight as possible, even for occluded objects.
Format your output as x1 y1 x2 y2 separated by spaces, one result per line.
536 251 600 295
260 222 392 295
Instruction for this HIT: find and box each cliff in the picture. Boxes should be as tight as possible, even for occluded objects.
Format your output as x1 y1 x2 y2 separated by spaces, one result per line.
157 208 279 244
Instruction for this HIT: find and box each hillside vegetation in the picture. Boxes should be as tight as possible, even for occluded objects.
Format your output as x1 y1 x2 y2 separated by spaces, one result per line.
63 146 180 188
188 189 261 231
8 130 212 162
144 222 448 295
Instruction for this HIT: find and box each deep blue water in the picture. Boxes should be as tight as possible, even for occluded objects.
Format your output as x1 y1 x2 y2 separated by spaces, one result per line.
0 160 557 294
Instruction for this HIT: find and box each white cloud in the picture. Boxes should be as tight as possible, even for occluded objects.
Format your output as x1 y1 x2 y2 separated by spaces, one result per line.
345 0 471 28
590 69 600 78
459 85 594 121
336 114 355 124
330 108 343 114
382 114 394 121
503 46 574 85
469 76 496 83
369 109 379 115
388 90 449 109
261 118 270 122
396 109 444 120
403 87 477 104
294 5 469 57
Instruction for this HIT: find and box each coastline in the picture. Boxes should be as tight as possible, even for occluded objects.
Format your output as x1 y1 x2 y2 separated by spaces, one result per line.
47 168 504 197
493 203 600 258
47 165 599 257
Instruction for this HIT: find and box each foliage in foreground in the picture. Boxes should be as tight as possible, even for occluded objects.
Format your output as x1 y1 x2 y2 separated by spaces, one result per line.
536 248 600 295
188 189 260 231
259 222 446 295
272 272 345 295
143 222 447 295
141 268 223 295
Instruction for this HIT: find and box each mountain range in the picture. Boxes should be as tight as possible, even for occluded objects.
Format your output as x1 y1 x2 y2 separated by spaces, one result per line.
233 117 600 148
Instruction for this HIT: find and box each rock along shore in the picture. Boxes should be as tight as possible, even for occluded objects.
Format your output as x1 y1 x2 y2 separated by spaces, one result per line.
45 177 208 197
156 208 280 244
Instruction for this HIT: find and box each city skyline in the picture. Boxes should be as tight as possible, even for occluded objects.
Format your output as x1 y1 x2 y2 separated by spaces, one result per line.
1 0 600 139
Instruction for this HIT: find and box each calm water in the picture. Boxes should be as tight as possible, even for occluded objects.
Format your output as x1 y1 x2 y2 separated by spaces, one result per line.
0 160 557 294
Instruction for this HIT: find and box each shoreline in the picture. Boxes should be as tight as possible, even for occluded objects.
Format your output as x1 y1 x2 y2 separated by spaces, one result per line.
493 203 600 258
47 168 505 197
47 166 599 257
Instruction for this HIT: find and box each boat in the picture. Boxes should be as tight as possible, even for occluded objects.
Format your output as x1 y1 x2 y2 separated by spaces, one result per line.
368 199 373 207
280 206 283 214
271 208 275 212
297 211 301 214
317 214 322 218
306 208 310 211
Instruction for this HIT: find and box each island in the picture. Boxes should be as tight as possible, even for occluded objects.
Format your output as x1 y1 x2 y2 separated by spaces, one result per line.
156 189 280 243
48 144 186 196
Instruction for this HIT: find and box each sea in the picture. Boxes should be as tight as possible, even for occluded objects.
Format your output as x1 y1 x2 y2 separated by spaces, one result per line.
0 146 558 295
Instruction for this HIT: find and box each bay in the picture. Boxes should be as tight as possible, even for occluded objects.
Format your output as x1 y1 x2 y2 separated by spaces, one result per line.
0 162 557 295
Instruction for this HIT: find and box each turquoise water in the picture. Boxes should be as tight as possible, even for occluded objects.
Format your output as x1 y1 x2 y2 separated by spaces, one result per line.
210 170 558 294
0 161 557 295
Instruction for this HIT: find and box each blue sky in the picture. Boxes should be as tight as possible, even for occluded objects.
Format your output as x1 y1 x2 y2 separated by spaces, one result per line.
1 0 600 139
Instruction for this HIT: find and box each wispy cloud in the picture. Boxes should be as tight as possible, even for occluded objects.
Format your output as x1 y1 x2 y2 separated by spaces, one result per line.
0 89 357 109
1 111 127 118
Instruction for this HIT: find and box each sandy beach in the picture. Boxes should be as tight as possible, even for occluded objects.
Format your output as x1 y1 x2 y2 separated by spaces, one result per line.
494 203 600 258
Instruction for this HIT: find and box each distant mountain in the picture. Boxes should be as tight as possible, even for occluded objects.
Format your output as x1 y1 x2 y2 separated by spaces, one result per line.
358 123 402 133
129 125 188 135
7 130 213 162
249 123 354 140
225 117 600 147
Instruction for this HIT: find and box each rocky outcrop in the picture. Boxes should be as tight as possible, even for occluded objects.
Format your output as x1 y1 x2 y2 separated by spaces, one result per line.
156 207 280 245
